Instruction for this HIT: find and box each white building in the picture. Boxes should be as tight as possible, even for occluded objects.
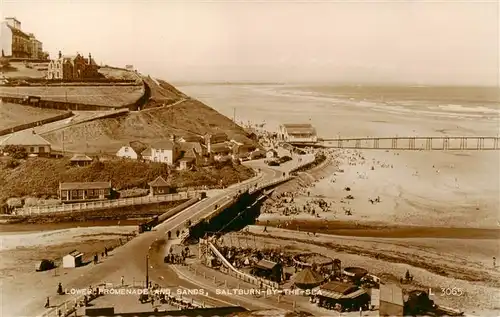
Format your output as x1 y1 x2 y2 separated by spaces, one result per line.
0 130 51 156
279 124 317 143
116 145 140 160
141 140 179 165
63 250 83 268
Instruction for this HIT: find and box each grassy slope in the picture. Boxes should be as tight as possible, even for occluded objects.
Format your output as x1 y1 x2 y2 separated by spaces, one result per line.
0 102 67 130
42 90 252 154
0 158 254 203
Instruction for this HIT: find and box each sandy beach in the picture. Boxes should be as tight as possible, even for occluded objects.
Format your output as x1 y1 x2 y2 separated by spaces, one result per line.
177 84 500 313
179 84 499 230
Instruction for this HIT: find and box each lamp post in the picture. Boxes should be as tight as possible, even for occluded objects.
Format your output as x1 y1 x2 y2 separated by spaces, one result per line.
146 254 149 289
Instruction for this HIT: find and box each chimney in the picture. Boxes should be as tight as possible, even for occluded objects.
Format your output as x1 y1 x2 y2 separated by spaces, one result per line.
58 51 62 59
88 53 92 64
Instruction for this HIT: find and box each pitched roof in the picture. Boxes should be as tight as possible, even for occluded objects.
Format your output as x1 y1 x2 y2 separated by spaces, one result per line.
254 259 278 270
118 145 138 155
70 154 93 162
379 283 404 306
67 250 83 258
59 182 111 190
282 123 316 135
141 147 152 157
180 141 203 154
148 176 169 187
210 143 231 153
0 130 51 146
150 140 175 150
180 135 203 143
233 144 256 154
320 281 357 296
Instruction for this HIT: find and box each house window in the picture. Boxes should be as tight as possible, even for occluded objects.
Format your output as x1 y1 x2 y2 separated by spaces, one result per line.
30 147 34 152
124 147 128 152
39 147 45 153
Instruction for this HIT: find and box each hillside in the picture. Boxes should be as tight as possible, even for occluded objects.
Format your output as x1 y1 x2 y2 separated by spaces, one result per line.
42 90 254 154
0 102 67 130
0 158 254 204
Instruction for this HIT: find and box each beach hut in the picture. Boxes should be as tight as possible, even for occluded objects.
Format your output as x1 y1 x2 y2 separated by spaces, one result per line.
293 267 324 289
63 250 83 268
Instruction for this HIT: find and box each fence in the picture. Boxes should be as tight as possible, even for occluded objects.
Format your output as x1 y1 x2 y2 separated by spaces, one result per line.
207 241 279 289
0 110 73 136
15 191 201 216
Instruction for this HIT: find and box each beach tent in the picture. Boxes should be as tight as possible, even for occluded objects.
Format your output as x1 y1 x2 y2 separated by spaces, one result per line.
35 259 55 272
293 267 324 289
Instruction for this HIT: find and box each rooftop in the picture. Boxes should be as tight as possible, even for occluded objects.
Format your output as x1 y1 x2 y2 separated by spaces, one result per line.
320 281 357 296
379 283 404 306
254 259 279 270
210 143 231 154
0 130 51 147
59 182 111 190
148 176 169 187
67 250 83 258
70 154 93 162
151 140 175 150
282 123 316 135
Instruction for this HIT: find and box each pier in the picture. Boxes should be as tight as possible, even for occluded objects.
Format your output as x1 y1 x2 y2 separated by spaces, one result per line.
290 136 500 151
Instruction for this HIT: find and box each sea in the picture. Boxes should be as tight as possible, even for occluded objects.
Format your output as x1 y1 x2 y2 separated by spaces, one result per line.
175 84 500 137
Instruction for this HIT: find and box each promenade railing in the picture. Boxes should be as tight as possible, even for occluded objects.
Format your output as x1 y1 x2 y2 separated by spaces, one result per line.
15 191 200 216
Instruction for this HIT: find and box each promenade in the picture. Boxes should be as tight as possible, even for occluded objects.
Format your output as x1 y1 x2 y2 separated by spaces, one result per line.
11 156 314 317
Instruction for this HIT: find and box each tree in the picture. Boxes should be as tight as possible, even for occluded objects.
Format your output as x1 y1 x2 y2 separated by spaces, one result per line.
3 145 27 159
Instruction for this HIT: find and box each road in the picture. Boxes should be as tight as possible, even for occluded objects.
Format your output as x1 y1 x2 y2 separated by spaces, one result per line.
19 160 296 317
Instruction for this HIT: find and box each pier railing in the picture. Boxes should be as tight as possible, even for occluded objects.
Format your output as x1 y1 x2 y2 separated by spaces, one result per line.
15 191 200 216
312 136 500 150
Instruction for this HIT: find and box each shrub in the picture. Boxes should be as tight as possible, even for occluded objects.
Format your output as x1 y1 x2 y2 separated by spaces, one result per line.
5 158 20 169
3 145 28 159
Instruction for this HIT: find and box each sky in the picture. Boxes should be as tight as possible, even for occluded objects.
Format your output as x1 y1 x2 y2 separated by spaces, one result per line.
1 0 498 85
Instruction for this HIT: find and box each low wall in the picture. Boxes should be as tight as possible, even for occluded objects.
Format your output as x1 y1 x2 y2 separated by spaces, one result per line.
14 191 200 216
0 110 73 136
0 96 115 111
17 200 188 224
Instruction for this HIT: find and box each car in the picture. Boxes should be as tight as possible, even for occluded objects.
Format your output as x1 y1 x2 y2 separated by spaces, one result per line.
267 160 280 166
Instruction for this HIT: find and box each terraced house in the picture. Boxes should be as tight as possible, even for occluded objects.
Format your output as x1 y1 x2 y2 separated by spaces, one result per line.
0 17 45 59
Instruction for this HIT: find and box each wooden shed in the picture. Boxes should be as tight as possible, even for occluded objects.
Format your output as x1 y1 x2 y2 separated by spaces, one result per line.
379 283 404 316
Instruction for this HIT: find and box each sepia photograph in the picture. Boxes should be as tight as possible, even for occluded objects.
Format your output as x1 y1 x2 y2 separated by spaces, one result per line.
0 0 498 316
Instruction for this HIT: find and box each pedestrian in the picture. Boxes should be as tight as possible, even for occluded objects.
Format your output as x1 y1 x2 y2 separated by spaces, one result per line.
493 257 496 268
104 247 108 257
121 276 124 286
44 296 50 308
